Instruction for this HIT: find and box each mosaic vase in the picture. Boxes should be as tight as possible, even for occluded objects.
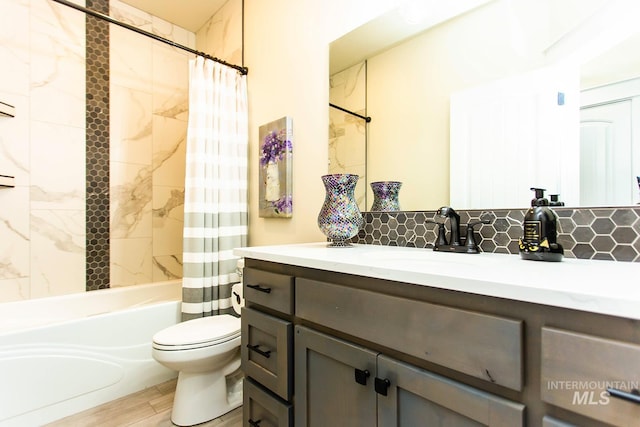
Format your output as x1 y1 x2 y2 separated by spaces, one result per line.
317 174 364 247
370 181 402 211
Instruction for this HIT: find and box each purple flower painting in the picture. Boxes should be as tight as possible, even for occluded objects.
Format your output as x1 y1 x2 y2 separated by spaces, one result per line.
260 129 292 167
258 117 293 218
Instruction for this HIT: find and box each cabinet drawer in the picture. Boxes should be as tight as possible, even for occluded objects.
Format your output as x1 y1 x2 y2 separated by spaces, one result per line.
243 378 292 427
296 278 523 390
241 307 292 400
244 268 294 315
541 327 640 427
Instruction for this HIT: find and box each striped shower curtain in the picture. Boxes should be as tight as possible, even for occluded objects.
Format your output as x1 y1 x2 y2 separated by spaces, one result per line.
181 57 248 321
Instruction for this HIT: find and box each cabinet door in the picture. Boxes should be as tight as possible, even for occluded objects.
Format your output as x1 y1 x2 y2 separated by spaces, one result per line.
377 355 525 427
294 326 377 427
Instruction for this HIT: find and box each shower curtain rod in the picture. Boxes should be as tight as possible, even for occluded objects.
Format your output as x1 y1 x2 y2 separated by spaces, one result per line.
50 0 248 75
329 103 371 123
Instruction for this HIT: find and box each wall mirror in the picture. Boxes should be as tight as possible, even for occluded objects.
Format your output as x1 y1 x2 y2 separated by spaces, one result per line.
329 0 640 211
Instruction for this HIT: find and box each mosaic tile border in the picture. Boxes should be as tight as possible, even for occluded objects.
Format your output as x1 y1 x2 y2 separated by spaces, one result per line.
85 0 110 290
353 207 640 262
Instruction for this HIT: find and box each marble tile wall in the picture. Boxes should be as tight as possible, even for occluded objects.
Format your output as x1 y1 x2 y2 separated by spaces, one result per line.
329 62 367 210
0 0 86 302
0 0 242 302
109 0 193 287
196 0 243 66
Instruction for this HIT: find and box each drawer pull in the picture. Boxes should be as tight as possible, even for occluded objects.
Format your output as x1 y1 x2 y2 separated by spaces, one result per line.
354 368 370 385
246 343 272 358
247 284 272 293
248 419 262 427
607 387 640 404
374 377 391 396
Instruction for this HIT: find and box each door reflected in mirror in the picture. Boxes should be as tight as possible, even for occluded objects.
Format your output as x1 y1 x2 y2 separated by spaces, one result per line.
580 80 638 206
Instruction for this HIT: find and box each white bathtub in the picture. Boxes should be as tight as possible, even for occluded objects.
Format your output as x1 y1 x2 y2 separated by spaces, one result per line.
0 281 182 427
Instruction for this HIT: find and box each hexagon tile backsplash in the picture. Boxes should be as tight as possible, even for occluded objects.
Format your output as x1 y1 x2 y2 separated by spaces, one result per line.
353 207 640 262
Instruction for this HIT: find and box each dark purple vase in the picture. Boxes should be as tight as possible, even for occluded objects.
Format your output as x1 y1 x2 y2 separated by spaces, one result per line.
370 181 402 211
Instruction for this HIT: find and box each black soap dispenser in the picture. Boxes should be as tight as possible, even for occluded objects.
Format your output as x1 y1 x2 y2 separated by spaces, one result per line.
519 187 564 262
549 194 565 206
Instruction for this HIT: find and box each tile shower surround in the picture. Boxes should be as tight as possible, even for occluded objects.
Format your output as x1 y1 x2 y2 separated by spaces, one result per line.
353 207 640 262
0 0 231 301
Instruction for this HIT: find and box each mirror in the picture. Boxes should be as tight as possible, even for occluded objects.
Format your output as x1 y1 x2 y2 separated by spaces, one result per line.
329 0 640 210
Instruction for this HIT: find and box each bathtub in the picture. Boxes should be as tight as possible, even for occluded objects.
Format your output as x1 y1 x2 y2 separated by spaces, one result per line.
0 281 182 427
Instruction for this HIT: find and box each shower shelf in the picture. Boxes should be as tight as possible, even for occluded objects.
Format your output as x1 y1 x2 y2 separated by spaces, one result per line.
0 175 15 188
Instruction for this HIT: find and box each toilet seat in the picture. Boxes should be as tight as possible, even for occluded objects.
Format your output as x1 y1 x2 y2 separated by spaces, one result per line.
152 315 241 351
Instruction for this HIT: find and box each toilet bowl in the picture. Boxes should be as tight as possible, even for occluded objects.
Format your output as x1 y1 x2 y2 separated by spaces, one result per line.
152 282 244 426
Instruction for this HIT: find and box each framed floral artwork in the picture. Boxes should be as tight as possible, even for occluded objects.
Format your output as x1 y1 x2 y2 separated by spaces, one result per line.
259 116 293 217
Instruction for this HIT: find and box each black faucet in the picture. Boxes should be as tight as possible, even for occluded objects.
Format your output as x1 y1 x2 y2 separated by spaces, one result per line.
432 207 491 253
436 206 461 246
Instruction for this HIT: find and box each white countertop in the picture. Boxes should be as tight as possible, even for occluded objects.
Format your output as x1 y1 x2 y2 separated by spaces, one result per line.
234 243 640 320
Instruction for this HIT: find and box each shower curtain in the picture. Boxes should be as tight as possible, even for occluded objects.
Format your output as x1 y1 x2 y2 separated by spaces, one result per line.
181 57 248 321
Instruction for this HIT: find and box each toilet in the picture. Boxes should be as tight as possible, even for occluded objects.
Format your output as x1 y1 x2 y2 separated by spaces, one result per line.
152 282 244 426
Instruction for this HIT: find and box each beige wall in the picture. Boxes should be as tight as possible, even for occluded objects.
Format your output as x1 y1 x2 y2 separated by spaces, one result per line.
244 0 397 246
366 0 548 211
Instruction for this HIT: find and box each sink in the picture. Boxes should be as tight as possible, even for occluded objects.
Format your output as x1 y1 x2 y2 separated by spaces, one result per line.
363 249 434 261
361 247 496 267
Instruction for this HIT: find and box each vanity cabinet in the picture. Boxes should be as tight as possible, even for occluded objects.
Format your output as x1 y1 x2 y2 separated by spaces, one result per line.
295 325 524 427
237 248 640 427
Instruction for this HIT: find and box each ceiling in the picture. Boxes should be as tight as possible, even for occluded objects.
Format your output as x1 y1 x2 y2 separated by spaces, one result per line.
119 0 228 32
330 0 492 74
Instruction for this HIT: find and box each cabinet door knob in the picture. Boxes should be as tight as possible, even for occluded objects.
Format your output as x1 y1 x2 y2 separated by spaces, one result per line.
246 343 271 358
607 387 640 404
248 419 262 427
354 368 370 385
247 283 272 293
374 377 391 396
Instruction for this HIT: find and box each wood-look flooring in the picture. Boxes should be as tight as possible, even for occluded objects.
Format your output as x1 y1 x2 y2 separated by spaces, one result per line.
45 379 242 427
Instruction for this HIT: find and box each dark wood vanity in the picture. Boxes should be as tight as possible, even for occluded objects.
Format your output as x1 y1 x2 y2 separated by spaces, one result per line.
237 244 640 427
